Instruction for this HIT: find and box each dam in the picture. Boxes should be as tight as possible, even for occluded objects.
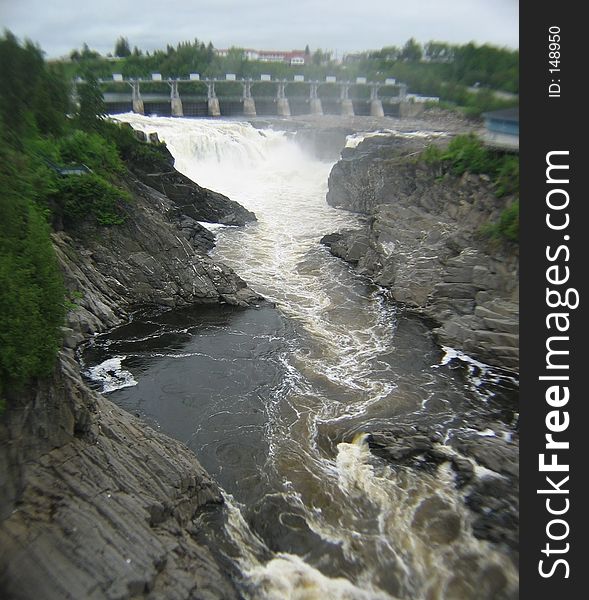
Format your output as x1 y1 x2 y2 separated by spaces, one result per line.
79 74 434 118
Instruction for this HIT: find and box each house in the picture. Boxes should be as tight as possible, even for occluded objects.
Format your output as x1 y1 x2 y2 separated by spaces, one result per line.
257 50 306 65
289 55 306 66
257 50 288 62
482 107 519 151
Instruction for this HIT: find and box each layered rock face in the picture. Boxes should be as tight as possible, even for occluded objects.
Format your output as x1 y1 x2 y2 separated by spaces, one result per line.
57 166 260 351
0 352 239 600
0 140 259 599
323 135 519 371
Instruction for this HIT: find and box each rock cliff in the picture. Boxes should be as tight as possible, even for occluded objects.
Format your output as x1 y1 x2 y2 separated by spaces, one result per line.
0 351 239 600
0 137 260 599
323 133 520 562
323 135 519 372
56 168 260 351
128 136 256 228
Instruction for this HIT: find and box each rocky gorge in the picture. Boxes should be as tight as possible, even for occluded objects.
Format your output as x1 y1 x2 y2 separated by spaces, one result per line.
0 114 520 599
322 133 519 372
322 129 519 565
0 135 259 599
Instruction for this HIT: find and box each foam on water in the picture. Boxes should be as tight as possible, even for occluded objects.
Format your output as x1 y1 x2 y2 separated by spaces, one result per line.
197 221 232 232
222 494 395 600
330 436 518 598
437 345 519 400
243 554 395 600
85 356 137 393
345 129 448 149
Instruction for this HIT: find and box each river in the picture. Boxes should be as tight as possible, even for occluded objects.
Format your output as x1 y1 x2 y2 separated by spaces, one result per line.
82 115 518 599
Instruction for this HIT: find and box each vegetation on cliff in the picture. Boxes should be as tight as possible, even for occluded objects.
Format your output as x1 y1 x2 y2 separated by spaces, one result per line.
0 32 168 400
0 129 66 399
423 134 519 242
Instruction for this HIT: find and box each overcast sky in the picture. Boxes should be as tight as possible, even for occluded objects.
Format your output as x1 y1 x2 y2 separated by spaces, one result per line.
1 0 518 59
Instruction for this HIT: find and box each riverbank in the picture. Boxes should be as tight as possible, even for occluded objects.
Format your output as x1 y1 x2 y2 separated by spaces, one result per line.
319 126 519 564
0 138 260 598
322 132 519 372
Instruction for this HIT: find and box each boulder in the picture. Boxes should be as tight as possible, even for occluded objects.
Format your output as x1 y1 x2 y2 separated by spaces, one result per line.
367 422 519 555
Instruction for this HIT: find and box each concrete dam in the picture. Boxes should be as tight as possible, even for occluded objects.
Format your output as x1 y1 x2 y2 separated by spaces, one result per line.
88 75 432 118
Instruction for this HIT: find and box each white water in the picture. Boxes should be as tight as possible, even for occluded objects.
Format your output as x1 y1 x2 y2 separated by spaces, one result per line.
111 114 518 599
86 356 137 393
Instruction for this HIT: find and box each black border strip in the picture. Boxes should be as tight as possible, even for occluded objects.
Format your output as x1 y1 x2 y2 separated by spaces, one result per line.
520 2 586 596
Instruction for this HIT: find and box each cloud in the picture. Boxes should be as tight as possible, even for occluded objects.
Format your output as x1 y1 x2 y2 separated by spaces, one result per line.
0 0 518 58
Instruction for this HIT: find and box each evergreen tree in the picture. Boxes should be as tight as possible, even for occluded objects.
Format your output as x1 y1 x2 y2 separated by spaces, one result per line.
0 32 68 138
114 36 131 58
76 71 105 130
206 42 215 63
400 38 423 62
81 43 100 59
312 49 324 66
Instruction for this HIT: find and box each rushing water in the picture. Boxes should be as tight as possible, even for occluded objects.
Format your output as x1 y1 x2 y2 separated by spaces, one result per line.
83 115 518 599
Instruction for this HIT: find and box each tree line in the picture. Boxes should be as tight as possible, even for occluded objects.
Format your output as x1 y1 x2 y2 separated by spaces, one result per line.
62 36 518 114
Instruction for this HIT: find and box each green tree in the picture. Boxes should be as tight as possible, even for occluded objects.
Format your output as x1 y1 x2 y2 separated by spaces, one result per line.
76 72 105 130
206 42 215 63
32 63 70 136
370 45 400 61
0 129 65 396
400 38 423 62
224 47 246 74
312 48 329 66
81 42 100 60
114 36 131 57
424 41 454 62
0 31 69 139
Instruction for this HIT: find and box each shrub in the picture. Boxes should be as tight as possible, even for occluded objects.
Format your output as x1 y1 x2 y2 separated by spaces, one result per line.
52 173 130 227
443 134 499 176
481 200 519 243
57 129 124 175
422 143 443 164
422 134 519 197
494 155 519 198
